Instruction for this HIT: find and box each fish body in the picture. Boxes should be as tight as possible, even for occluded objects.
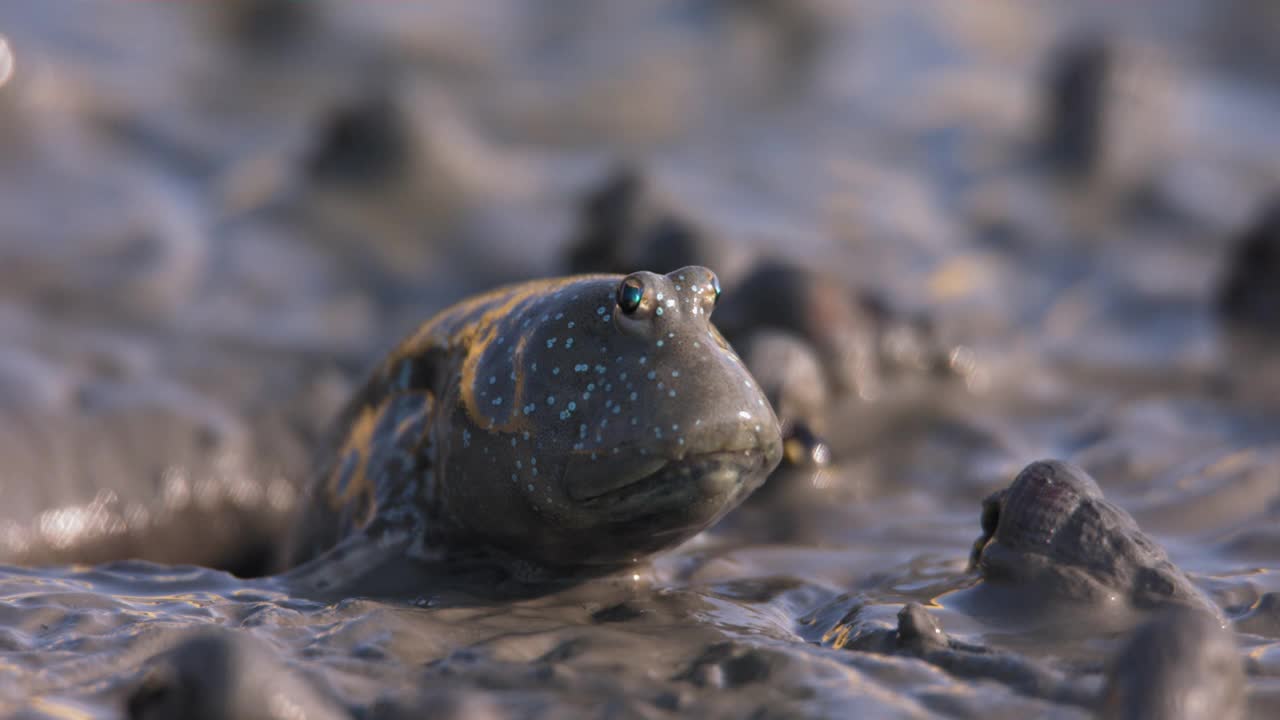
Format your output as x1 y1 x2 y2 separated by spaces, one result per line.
283 267 783 578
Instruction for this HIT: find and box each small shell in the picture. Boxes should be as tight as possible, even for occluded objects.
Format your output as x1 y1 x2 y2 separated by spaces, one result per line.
974 460 1221 616
995 460 1103 551
971 460 1101 567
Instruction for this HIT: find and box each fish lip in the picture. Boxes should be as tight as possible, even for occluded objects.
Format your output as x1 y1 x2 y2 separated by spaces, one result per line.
569 447 771 507
566 453 673 502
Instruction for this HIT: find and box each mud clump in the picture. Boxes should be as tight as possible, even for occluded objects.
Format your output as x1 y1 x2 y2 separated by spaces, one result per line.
828 602 1095 708
126 628 348 720
1043 35 1110 180
305 93 412 187
1217 197 1280 336
565 166 728 277
1099 607 1245 720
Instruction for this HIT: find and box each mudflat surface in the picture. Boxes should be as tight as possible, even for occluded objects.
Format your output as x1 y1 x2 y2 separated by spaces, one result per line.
1 2 1279 718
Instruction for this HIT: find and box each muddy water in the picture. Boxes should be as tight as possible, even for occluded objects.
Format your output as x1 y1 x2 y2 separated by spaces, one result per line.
2 1 1279 718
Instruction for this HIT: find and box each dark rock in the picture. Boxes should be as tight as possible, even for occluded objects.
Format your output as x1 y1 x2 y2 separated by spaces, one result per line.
1043 35 1110 179
565 166 725 276
716 260 881 397
1039 34 1175 202
1217 197 1280 336
208 0 316 51
306 93 411 186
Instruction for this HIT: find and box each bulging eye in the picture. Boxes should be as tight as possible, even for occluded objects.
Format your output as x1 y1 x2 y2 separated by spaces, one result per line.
617 277 644 314
711 275 722 306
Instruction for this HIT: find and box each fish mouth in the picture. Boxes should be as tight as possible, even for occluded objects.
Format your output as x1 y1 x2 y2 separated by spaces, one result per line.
567 448 775 511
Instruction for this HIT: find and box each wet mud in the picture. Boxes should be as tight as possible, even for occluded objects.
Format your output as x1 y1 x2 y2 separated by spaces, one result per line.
1 1 1279 718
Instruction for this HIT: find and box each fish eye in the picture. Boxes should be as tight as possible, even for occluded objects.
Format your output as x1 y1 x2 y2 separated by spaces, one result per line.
711 275 721 305
617 277 645 314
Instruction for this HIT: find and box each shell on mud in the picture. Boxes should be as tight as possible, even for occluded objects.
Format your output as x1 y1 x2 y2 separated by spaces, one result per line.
970 460 1105 568
971 460 1219 615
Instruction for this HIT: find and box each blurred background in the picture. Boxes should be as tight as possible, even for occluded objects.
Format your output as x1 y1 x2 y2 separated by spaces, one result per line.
1 0 1280 714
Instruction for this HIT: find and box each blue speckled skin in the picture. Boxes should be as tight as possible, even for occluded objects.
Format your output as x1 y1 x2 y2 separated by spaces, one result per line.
284 267 783 576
